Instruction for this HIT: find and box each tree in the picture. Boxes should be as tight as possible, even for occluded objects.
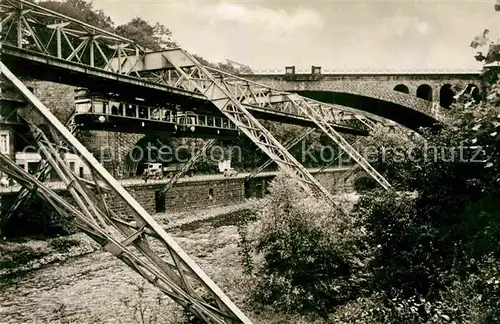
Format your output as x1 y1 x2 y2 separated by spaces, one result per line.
115 18 177 50
351 69 500 321
192 54 253 74
36 1 251 74
240 175 367 317
39 0 114 31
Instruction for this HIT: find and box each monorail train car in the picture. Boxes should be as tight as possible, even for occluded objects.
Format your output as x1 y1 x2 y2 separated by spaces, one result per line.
72 90 240 139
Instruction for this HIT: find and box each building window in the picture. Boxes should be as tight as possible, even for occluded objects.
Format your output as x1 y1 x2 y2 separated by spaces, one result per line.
27 162 38 174
209 188 214 199
285 66 295 75
0 132 9 155
69 162 75 172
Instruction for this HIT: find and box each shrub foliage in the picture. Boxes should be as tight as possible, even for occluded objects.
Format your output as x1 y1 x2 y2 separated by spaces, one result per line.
239 78 500 322
240 175 369 317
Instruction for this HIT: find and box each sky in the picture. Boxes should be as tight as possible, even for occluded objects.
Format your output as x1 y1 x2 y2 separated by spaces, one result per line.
90 0 500 73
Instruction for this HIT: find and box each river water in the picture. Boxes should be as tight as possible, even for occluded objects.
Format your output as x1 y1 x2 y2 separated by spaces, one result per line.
0 210 251 324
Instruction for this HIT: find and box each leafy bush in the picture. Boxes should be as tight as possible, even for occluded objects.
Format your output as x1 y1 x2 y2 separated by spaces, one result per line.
350 79 500 322
239 174 369 317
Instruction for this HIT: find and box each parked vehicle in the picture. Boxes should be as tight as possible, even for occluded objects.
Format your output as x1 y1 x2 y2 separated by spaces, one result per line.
145 163 163 180
219 159 237 177
223 168 238 177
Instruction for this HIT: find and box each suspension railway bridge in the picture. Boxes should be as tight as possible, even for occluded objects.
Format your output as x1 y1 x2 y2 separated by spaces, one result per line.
0 0 453 322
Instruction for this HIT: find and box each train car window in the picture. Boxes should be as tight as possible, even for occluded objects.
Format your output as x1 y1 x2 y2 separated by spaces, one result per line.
181 113 195 125
118 103 124 116
103 102 108 114
199 115 206 126
222 119 229 129
75 99 91 113
110 101 120 115
215 118 222 128
93 100 104 114
126 104 136 117
138 106 148 119
176 112 184 123
151 108 160 120
207 116 214 127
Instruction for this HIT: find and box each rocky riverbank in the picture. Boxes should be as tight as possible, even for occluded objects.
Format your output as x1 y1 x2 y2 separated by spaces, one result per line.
0 234 99 277
0 201 254 277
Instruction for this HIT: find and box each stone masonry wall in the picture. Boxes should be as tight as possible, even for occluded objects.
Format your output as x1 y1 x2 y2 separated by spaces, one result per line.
245 168 356 199
1 168 355 222
107 178 246 216
22 79 77 122
0 177 246 220
80 130 144 178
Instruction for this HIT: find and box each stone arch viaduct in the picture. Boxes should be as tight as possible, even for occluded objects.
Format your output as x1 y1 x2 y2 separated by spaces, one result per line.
241 68 483 109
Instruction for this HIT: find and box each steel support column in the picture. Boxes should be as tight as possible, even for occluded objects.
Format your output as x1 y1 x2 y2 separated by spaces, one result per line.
245 128 314 181
159 49 342 207
158 139 216 196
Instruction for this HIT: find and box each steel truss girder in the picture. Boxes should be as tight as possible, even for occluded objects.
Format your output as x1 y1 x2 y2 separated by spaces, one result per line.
157 50 342 207
142 50 390 191
137 66 376 131
1 0 379 136
245 127 314 181
0 111 79 229
0 62 252 324
204 67 383 126
136 68 369 135
158 139 216 197
0 0 148 72
201 69 392 190
283 93 392 190
132 58 390 129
